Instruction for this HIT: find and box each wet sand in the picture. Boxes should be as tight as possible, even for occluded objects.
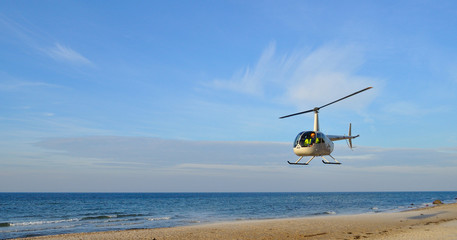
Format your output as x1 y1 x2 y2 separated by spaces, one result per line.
18 202 457 240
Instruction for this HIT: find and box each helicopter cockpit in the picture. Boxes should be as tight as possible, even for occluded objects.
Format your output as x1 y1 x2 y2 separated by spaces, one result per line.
294 131 325 148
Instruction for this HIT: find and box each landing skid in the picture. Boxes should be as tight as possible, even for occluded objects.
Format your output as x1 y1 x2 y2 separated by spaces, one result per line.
322 161 341 165
321 155 341 165
288 155 341 165
287 161 309 165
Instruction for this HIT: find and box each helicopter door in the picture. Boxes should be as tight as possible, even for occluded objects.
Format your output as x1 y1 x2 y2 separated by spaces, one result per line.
293 132 304 148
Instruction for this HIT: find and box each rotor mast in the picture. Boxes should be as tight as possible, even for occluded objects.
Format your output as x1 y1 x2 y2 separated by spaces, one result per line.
313 108 319 132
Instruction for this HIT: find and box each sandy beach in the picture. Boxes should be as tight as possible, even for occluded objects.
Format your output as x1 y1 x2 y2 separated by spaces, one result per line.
17 202 457 240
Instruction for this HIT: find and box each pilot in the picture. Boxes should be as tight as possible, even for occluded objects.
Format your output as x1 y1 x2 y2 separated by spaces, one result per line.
310 132 320 144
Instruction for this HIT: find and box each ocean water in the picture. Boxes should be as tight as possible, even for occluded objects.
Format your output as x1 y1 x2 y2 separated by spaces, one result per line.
1 192 456 239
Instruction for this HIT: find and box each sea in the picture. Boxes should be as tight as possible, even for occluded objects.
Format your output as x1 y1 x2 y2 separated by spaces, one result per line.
1 192 456 239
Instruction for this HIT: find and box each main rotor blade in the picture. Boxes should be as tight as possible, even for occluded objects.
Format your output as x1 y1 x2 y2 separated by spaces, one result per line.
318 87 372 109
279 109 315 119
279 87 372 119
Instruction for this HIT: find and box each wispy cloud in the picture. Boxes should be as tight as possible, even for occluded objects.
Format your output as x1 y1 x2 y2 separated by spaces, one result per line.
34 136 457 168
211 42 277 96
0 80 59 91
3 136 456 191
382 100 450 117
0 71 61 91
44 43 92 66
208 42 379 111
0 14 38 49
34 136 291 167
1 16 92 66
176 163 284 172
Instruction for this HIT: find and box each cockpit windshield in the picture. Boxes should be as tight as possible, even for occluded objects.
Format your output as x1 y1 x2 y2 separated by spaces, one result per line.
294 131 325 147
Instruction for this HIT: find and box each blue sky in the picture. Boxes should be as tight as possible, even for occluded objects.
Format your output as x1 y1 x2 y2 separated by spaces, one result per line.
1 1 457 192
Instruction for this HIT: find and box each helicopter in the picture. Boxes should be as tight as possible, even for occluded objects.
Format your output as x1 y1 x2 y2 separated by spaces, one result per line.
280 87 372 165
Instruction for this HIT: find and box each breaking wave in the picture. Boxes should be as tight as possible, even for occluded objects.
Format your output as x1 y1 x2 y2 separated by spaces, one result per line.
81 216 113 221
9 218 79 226
148 217 171 221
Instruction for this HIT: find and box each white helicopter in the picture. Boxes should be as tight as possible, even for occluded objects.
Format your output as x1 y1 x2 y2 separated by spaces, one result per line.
280 87 372 165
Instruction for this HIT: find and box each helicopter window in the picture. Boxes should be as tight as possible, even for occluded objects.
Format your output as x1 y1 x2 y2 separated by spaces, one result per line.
316 133 325 143
294 131 314 147
294 132 304 147
293 131 325 147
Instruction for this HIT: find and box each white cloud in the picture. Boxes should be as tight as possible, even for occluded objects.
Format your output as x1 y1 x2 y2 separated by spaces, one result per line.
0 71 61 91
34 136 291 167
4 136 449 192
209 42 379 111
45 43 92 66
1 17 92 67
176 163 285 172
382 100 449 117
211 42 277 96
33 136 457 169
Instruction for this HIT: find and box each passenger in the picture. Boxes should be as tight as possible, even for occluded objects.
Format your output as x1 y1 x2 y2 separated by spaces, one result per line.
304 137 311 146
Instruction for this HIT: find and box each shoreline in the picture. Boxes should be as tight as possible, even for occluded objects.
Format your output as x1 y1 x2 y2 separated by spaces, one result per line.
16 202 457 240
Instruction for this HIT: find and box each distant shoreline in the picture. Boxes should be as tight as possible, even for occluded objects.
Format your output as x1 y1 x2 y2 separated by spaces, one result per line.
16 202 457 240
